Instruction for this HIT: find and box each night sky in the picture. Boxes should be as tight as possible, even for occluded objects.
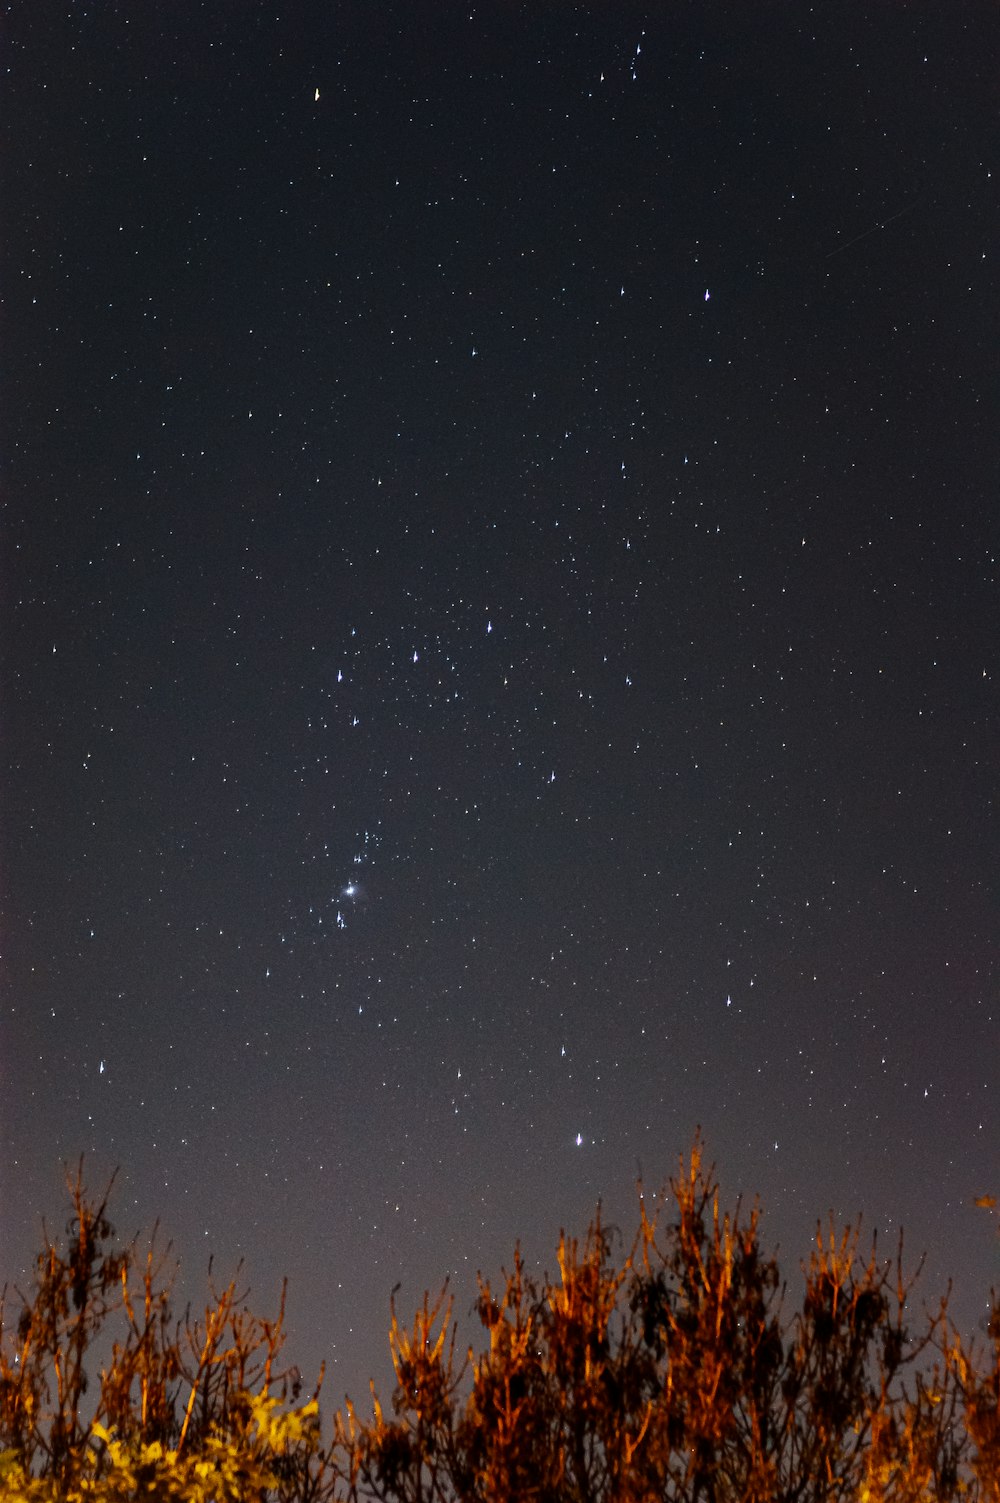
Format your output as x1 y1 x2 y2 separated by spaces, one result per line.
3 2 998 1410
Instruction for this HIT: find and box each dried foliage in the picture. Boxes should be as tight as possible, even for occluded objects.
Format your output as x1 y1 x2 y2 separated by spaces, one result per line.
2 1141 997 1500
0 1160 332 1501
335 1138 999 1503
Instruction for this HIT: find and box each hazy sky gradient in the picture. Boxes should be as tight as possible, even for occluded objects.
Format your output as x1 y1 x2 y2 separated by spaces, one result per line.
4 1 997 1408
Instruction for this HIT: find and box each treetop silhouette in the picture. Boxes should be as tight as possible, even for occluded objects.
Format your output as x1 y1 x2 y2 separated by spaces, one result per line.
2 1138 997 1500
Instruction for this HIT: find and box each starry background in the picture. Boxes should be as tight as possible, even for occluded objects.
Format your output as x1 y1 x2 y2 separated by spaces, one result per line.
3 1 997 1409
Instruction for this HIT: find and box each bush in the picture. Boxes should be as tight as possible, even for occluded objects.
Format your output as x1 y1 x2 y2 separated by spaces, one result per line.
0 1162 331 1501
2 1141 997 1500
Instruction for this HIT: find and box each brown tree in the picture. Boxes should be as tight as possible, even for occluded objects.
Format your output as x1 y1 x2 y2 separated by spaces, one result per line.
2 1143 997 1501
0 1160 335 1500
335 1139 999 1503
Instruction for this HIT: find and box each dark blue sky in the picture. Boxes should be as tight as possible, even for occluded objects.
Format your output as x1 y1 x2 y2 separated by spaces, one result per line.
3 1 997 1409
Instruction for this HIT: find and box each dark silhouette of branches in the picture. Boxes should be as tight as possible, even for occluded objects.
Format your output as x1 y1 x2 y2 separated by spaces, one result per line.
2 1140 997 1500
0 1158 334 1500
334 1137 998 1503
